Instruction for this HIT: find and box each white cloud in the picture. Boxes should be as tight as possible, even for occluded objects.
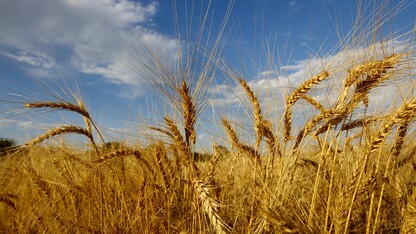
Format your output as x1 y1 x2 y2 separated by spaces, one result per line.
288 1 301 14
2 50 57 69
209 39 414 118
0 0 179 98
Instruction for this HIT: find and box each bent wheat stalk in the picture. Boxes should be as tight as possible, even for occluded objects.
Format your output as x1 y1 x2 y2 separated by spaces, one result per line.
24 101 105 145
284 71 330 142
24 125 97 152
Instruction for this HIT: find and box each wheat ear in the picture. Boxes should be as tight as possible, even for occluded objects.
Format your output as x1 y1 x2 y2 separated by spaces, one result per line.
344 98 416 232
348 54 404 109
238 78 263 150
164 117 199 176
221 118 261 165
284 71 330 142
368 98 416 154
24 125 97 151
299 94 325 112
24 101 105 144
341 117 380 131
94 148 141 163
0 193 17 210
194 180 229 234
293 109 340 152
180 80 197 146
344 54 403 87
238 79 280 157
391 121 410 158
24 102 90 118
401 185 416 233
150 126 175 139
154 144 170 193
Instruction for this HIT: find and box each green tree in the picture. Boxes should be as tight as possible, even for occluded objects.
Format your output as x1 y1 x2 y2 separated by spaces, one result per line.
0 138 17 154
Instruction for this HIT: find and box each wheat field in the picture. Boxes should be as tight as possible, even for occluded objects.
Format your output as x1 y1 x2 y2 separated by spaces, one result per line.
1 1 415 233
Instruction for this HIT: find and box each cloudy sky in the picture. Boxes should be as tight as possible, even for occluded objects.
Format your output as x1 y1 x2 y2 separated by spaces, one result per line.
0 0 414 147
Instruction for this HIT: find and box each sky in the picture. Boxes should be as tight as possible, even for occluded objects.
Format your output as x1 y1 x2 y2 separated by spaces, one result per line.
0 0 415 149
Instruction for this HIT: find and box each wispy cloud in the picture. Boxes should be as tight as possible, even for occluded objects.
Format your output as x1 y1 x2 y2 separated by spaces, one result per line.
0 0 178 98
2 50 56 69
288 1 301 14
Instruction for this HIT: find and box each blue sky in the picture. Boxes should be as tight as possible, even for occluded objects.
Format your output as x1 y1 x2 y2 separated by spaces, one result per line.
0 0 415 149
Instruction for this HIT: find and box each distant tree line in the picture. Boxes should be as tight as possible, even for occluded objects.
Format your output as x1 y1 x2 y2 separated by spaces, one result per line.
0 138 17 155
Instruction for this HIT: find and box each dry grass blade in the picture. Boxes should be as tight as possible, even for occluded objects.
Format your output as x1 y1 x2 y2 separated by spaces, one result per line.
260 206 297 233
194 180 229 234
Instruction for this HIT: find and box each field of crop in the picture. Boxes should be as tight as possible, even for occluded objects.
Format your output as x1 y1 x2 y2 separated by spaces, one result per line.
1 1 415 233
